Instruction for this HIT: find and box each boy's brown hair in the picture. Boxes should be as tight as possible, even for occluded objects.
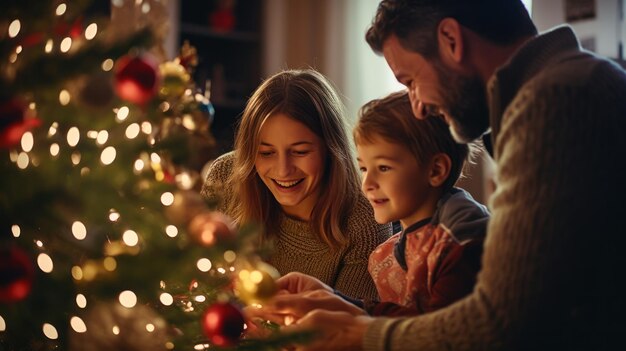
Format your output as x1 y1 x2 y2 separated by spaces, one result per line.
354 91 472 191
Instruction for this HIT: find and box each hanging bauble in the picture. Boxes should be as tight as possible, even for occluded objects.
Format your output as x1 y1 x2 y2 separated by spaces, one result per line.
201 301 245 347
188 211 236 246
234 261 280 305
114 54 160 105
0 246 34 303
198 98 215 126
164 190 207 226
78 72 115 108
69 302 169 351
0 99 40 149
159 61 190 98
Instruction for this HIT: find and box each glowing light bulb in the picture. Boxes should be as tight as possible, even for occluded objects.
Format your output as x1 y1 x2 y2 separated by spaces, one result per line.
67 127 80 147
85 23 97 40
72 221 87 240
119 290 137 308
116 106 129 121
101 146 116 165
76 294 87 308
122 230 139 246
11 225 20 238
42 323 58 340
160 192 174 206
55 3 67 16
197 258 212 272
60 37 72 53
165 225 178 238
37 253 54 273
8 20 20 38
70 316 87 333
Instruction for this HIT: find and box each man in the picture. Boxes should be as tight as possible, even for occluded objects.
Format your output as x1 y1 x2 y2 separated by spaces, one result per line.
256 1 626 350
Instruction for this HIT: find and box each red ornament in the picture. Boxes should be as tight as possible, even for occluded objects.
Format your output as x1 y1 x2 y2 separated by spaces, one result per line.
0 246 35 303
114 54 160 105
188 211 237 246
0 99 41 149
202 302 245 346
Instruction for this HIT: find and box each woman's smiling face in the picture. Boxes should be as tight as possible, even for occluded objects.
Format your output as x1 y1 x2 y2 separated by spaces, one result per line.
254 113 327 221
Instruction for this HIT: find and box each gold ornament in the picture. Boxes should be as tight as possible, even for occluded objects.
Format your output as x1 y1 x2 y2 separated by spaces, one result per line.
234 261 280 305
158 60 190 98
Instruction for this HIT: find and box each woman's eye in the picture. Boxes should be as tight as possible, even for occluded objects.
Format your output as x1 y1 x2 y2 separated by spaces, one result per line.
359 167 367 173
293 150 310 156
378 165 390 172
258 151 273 157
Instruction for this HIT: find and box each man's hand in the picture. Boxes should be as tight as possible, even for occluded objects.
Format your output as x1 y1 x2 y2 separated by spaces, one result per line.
281 310 373 351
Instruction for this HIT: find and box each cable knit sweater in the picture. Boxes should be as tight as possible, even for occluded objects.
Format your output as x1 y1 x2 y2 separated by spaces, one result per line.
363 26 626 351
201 151 392 300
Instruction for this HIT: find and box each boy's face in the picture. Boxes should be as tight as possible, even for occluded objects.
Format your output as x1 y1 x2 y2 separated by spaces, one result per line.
356 135 439 228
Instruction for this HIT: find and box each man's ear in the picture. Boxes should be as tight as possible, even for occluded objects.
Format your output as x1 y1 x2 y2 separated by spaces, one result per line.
438 18 464 64
429 153 452 188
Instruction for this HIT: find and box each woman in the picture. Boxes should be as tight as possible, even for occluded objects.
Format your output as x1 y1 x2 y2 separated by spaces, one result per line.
201 69 391 300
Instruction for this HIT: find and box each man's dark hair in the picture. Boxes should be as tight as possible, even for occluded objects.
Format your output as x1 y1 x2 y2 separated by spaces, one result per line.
366 0 538 58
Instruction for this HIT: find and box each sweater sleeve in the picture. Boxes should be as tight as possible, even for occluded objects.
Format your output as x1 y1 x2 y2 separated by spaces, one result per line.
333 194 393 300
363 62 626 350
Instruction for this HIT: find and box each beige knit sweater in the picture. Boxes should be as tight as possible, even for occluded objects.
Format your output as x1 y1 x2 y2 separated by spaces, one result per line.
201 152 392 300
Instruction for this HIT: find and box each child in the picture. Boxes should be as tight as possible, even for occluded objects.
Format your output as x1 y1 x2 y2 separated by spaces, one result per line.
353 90 489 316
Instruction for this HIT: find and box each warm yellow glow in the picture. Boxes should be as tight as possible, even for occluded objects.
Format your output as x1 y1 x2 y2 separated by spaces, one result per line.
87 130 98 139
48 122 58 136
67 127 80 147
175 172 194 190
45 39 53 53
72 221 87 240
71 266 83 280
9 52 17 64
50 143 60 156
102 58 114 71
115 106 130 121
165 342 175 350
159 293 174 306
0 315 6 331
20 132 34 152
146 323 155 332
71 151 81 165
80 167 90 176
122 230 139 246
35 240 43 248
16 45 22 54
59 90 71 105
194 295 206 303
112 325 120 335
134 159 145 172
160 192 174 206
76 294 87 308
60 37 72 53
100 146 116 165
224 250 236 263
37 253 54 273
197 258 212 272
141 121 152 134
55 3 67 16
70 316 87 333
165 225 178 238
96 130 109 145
42 323 58 340
82 263 97 281
141 2 151 13
150 153 161 164
125 123 140 139
119 290 137 308
182 115 197 130
11 224 20 238
16 152 29 169
103 257 117 271
85 23 98 40
8 20 20 38
109 209 120 222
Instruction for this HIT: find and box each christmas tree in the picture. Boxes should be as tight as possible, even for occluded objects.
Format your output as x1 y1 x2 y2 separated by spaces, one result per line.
0 1 310 350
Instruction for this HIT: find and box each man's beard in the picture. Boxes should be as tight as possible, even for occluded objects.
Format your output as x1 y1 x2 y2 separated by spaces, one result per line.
433 60 490 144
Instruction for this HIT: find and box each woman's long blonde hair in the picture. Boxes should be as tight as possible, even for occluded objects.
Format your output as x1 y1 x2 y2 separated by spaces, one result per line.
230 69 359 250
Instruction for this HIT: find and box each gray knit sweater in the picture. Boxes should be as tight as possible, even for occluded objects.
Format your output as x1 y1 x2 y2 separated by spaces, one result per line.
201 152 392 300
364 26 626 351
